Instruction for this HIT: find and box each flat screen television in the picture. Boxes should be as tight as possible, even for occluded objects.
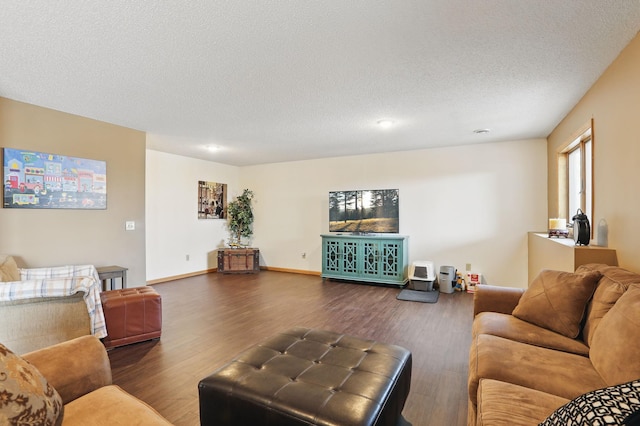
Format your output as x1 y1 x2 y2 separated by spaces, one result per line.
329 189 399 234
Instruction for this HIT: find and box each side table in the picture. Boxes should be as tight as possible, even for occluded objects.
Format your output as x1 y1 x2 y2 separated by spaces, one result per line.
97 265 128 291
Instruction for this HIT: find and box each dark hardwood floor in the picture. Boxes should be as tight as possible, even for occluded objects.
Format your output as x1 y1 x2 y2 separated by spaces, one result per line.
108 271 474 426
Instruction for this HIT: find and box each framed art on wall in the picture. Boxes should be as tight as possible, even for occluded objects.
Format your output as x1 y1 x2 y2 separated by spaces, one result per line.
3 148 107 209
198 180 227 219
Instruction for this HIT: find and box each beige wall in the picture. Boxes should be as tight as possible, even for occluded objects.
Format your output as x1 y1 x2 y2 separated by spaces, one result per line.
548 32 640 273
241 139 547 288
0 97 147 286
146 138 546 288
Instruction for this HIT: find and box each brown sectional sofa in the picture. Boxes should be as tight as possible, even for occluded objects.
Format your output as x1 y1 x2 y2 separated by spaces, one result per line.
468 263 640 425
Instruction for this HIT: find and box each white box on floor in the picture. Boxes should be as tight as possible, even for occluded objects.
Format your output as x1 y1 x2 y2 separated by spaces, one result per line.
409 261 436 292
466 272 482 293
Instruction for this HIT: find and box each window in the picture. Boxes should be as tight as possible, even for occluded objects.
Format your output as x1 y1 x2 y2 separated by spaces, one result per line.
558 120 593 227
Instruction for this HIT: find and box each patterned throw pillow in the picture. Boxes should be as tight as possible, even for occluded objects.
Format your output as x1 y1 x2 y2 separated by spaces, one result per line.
0 343 64 426
540 380 640 426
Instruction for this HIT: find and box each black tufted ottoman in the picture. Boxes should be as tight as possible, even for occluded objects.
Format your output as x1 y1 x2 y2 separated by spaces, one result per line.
198 327 412 426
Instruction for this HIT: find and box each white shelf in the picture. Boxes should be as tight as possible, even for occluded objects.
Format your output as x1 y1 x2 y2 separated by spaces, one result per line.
527 232 618 285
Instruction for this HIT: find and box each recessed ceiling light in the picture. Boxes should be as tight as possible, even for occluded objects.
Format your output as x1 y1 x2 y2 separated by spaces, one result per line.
473 128 491 134
206 145 220 152
377 119 395 129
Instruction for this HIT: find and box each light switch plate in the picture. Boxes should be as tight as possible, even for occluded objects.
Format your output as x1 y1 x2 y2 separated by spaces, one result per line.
125 221 135 231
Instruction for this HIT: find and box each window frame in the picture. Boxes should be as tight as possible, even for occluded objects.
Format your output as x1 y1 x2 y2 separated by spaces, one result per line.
557 119 594 231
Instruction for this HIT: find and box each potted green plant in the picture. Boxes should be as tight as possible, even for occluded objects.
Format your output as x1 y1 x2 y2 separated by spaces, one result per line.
227 189 254 247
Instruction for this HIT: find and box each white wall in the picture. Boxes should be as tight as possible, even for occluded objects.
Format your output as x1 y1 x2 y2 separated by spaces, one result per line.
145 148 239 281
242 139 548 288
146 138 547 288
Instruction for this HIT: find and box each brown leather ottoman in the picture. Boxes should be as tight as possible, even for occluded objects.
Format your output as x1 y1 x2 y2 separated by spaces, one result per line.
100 286 162 349
198 327 412 425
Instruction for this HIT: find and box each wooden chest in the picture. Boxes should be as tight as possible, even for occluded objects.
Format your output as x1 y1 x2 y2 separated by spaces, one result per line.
217 248 260 274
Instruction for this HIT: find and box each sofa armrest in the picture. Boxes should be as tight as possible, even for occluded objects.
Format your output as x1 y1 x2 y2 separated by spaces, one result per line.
22 335 112 404
473 285 525 317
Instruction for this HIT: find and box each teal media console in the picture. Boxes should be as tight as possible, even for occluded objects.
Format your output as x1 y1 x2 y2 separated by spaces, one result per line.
321 234 409 287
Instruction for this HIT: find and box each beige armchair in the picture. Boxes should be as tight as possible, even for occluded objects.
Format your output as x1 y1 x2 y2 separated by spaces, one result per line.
0 255 106 354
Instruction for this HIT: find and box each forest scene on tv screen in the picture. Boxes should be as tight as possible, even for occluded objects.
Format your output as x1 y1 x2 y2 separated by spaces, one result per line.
329 189 399 233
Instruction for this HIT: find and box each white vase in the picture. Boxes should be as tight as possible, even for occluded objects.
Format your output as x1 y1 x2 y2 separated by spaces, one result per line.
596 219 608 247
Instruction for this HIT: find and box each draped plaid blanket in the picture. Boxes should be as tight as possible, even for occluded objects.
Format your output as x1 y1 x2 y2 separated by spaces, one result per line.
0 264 107 338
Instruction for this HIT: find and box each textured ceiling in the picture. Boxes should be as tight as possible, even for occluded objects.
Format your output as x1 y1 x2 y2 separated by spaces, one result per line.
1 1 639 166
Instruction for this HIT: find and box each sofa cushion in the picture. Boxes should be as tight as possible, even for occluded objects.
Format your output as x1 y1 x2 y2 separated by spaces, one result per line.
476 379 569 426
590 284 640 386
468 334 607 407
512 269 600 338
62 385 172 425
0 342 64 426
577 263 640 347
0 254 20 282
540 379 640 426
472 312 590 356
